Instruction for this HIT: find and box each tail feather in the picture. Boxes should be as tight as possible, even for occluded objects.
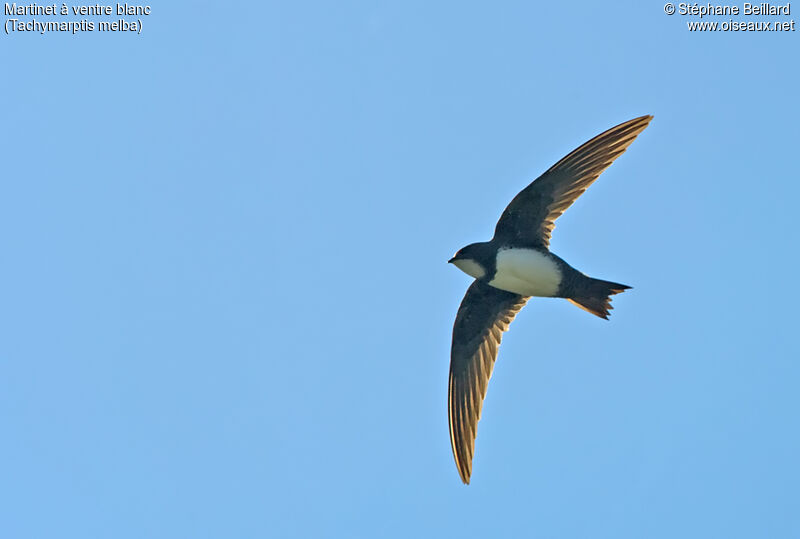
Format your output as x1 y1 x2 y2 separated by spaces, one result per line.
567 278 630 320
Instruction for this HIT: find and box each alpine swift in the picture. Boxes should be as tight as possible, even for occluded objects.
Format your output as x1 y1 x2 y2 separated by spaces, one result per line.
447 115 653 484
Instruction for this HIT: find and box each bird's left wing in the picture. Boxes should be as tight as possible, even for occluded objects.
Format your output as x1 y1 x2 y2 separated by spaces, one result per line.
449 280 529 484
493 115 653 248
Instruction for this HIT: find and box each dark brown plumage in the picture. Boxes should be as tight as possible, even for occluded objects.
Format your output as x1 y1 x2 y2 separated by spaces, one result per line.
449 280 528 483
448 115 653 484
493 115 653 248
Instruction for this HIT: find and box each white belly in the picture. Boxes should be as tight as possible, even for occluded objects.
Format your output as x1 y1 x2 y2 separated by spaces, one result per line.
489 248 562 297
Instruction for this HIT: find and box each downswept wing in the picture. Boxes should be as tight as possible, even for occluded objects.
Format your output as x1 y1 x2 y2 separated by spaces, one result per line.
493 115 653 248
449 280 529 484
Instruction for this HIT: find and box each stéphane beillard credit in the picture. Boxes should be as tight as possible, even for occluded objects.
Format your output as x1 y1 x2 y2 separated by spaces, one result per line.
678 3 791 17
4 3 151 16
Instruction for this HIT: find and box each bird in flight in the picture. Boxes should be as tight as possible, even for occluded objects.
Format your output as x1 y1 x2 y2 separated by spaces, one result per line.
447 115 653 484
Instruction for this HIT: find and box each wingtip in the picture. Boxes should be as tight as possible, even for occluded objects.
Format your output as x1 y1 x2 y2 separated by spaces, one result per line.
452 460 470 484
453 450 472 484
626 114 654 128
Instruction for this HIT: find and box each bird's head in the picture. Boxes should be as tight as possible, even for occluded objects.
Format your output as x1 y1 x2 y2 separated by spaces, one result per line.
448 242 488 279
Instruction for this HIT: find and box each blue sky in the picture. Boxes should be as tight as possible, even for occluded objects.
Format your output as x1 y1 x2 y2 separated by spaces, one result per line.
2 2 799 537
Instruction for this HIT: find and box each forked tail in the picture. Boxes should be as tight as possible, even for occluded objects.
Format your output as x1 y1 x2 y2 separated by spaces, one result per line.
567 278 630 320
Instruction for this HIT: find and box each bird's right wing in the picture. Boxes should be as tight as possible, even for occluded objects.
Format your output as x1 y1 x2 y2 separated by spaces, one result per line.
449 280 529 484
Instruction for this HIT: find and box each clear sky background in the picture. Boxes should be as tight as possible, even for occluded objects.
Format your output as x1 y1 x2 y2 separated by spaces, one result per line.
2 2 799 537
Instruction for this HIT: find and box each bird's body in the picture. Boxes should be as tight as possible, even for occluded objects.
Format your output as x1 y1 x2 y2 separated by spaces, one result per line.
452 243 630 317
447 115 652 484
491 247 563 297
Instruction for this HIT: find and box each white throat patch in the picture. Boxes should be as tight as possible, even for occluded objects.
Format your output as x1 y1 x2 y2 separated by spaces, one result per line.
489 248 562 297
452 259 486 279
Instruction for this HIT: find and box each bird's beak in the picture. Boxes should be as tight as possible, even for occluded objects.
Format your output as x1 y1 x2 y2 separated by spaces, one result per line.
448 257 455 264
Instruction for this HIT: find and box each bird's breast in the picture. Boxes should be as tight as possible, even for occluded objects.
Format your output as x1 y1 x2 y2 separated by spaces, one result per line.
489 248 562 297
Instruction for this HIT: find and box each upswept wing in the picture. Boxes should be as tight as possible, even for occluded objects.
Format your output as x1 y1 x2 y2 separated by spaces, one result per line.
493 115 653 248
